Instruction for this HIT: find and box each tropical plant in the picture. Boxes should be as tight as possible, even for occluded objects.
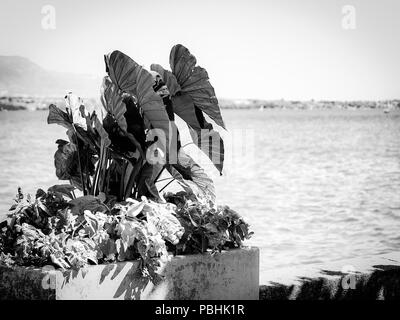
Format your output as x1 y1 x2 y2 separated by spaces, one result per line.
48 44 225 206
0 45 253 281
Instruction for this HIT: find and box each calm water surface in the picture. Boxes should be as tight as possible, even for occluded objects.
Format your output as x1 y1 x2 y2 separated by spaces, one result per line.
1 109 400 275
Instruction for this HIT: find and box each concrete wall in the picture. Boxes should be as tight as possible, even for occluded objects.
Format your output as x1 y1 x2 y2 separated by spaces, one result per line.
0 247 259 300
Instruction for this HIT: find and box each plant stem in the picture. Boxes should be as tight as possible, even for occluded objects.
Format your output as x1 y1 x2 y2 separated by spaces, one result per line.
158 178 176 194
73 127 87 195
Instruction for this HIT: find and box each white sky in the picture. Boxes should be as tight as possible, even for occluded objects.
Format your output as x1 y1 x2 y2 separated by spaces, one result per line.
0 0 399 100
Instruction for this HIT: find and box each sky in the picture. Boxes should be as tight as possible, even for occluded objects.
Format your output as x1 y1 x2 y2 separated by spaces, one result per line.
0 0 399 100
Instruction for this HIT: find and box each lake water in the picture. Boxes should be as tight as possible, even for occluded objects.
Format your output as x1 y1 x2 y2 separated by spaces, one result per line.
1 109 400 277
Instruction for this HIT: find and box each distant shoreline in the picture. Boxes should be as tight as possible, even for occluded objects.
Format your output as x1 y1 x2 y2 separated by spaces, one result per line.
1 95 399 111
218 99 400 110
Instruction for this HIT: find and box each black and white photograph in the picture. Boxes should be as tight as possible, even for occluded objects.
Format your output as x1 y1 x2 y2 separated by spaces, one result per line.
0 0 399 311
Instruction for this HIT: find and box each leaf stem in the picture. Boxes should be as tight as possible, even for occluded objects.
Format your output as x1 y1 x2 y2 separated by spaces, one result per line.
73 126 87 195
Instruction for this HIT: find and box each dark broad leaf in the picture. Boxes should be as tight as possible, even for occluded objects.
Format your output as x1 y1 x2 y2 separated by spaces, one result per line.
102 113 138 156
73 124 100 154
103 113 145 159
100 76 128 131
47 185 76 200
169 45 196 85
172 150 215 203
54 140 78 180
150 65 223 171
104 50 175 151
122 96 146 151
169 44 226 129
105 51 179 161
54 139 95 192
68 196 108 216
47 104 73 130
150 64 181 96
172 94 224 173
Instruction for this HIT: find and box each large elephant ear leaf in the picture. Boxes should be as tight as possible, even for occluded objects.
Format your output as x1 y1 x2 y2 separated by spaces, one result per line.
169 45 197 85
104 51 171 140
169 44 226 129
100 76 127 131
172 94 224 173
150 64 181 96
172 150 216 203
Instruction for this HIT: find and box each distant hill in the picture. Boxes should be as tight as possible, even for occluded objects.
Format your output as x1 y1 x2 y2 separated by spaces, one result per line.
0 56 101 97
0 56 399 111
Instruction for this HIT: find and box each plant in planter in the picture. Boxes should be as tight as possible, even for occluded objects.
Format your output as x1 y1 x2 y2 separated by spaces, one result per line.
0 45 252 281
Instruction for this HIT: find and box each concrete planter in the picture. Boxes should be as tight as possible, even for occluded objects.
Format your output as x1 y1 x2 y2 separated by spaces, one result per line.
0 247 259 300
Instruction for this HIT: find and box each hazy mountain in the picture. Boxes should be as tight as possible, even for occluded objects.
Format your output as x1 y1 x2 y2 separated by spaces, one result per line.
0 56 101 97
